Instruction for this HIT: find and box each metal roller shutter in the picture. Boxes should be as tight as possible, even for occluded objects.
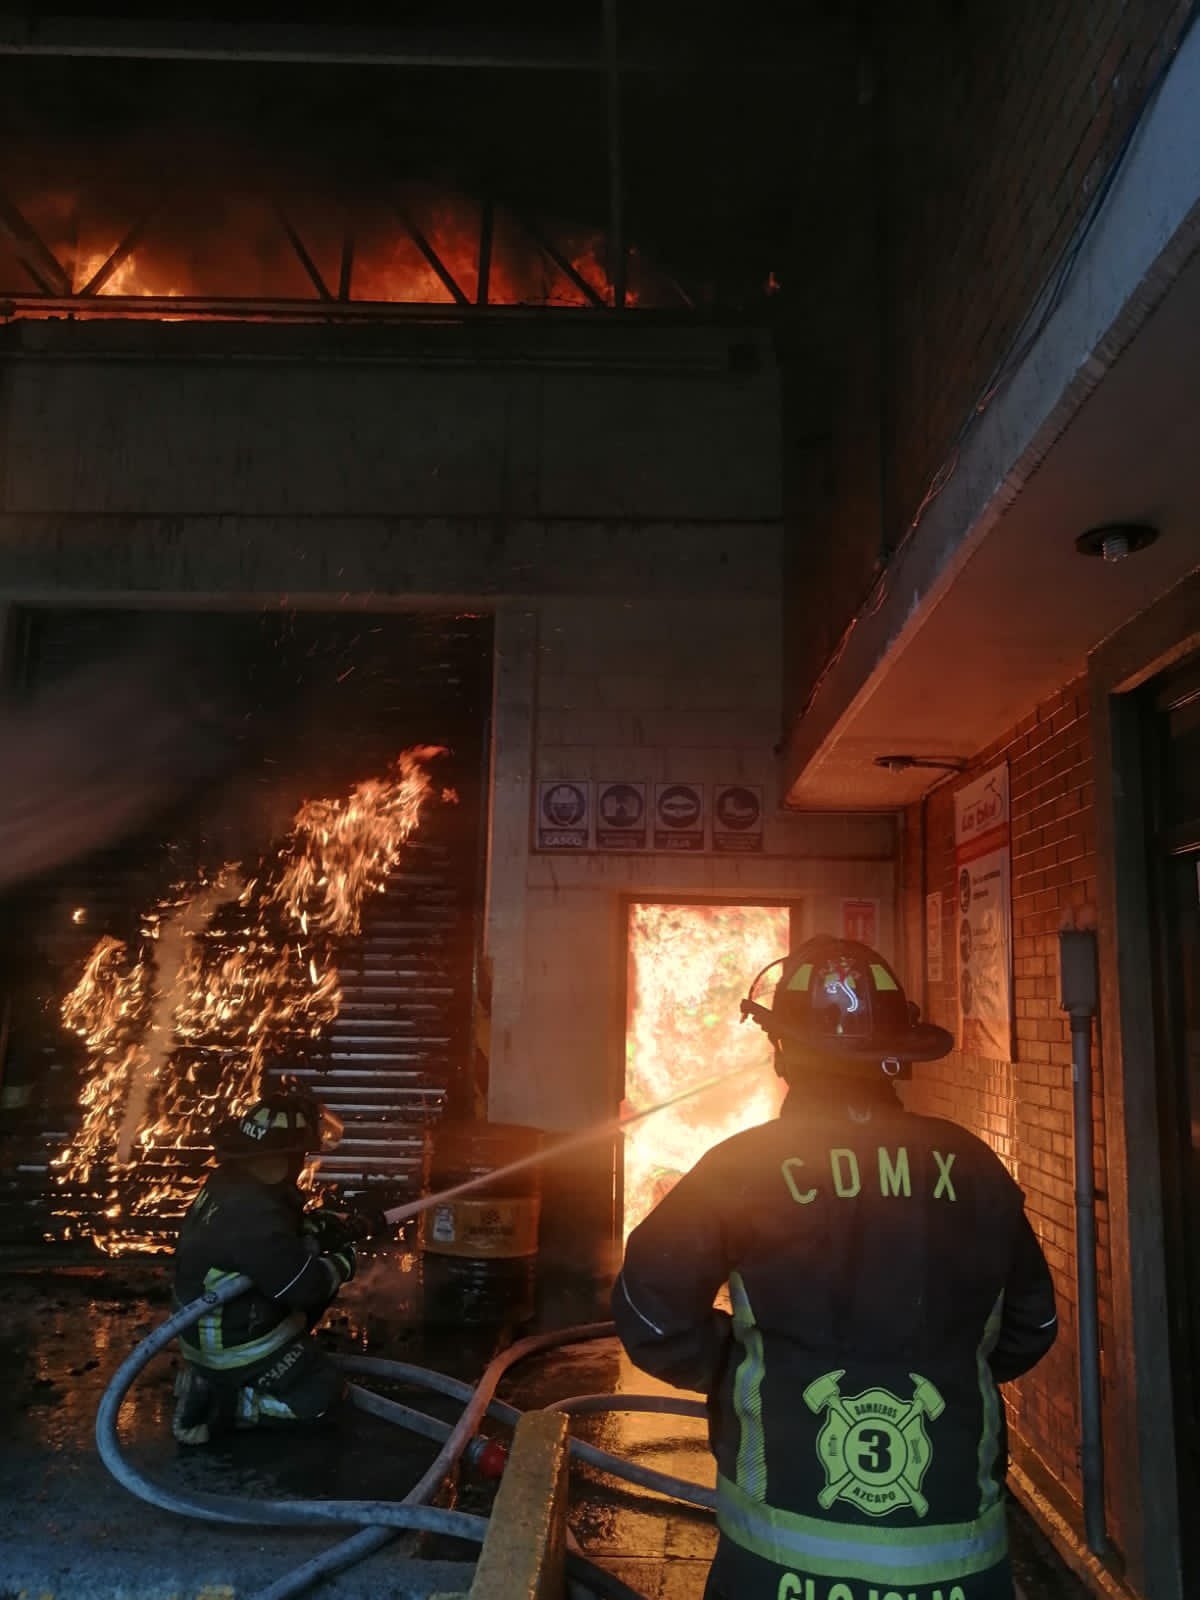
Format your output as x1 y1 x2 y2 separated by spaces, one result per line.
0 607 491 1247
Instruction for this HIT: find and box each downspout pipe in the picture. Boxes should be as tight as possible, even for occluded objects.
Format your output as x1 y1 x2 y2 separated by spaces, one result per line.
1058 927 1109 1556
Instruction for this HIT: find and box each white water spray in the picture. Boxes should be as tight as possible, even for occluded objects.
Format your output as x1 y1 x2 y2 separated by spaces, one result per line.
382 1062 761 1228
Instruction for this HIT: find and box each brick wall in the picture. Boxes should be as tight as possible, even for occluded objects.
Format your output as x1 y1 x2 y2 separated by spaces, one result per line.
784 0 1194 719
902 677 1119 1545
880 0 1192 539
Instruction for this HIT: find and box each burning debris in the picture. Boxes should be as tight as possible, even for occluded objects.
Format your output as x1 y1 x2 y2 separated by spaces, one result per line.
622 902 788 1239
53 746 451 1254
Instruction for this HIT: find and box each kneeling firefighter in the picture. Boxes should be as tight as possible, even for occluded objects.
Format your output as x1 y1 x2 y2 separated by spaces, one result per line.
171 1084 358 1445
612 937 1058 1600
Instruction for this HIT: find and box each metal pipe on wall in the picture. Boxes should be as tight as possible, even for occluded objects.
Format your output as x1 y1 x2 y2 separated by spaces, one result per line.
0 603 24 1100
603 0 627 311
1059 927 1109 1556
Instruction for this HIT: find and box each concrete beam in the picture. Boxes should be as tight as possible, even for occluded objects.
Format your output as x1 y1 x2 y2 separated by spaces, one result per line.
486 607 536 1130
0 325 781 527
0 14 808 73
0 519 781 606
469 1412 570 1600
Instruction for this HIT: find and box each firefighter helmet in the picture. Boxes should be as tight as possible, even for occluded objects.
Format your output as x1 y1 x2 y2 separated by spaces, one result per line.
741 935 953 1065
213 1084 341 1161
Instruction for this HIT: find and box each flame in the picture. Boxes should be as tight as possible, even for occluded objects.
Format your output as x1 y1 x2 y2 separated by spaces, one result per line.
1 183 670 315
58 936 153 1191
77 249 184 298
623 903 789 1240
269 747 447 936
52 745 449 1254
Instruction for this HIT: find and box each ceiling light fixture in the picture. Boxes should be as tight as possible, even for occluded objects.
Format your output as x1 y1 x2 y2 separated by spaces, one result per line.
873 755 968 774
1074 522 1159 562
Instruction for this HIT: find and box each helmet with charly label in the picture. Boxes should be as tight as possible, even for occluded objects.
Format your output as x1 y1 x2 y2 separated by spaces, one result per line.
212 1081 343 1160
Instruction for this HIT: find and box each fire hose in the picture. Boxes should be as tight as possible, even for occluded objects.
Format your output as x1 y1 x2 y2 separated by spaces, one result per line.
95 1272 715 1600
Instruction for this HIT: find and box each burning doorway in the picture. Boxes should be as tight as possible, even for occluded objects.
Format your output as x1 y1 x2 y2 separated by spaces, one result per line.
622 900 795 1240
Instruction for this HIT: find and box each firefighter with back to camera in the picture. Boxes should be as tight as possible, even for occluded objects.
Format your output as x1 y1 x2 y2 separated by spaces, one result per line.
171 1083 357 1444
612 937 1058 1600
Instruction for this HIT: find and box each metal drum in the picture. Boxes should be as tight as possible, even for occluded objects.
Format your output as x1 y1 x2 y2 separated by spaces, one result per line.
419 1121 544 1325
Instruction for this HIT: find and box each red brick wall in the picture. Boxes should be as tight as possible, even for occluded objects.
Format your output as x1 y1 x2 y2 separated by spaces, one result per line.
902 678 1119 1544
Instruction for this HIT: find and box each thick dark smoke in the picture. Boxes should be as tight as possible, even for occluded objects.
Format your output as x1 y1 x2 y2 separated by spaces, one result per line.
0 632 236 892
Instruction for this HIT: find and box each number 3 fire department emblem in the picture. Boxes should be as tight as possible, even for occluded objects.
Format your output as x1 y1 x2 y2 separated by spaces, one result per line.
803 1369 945 1518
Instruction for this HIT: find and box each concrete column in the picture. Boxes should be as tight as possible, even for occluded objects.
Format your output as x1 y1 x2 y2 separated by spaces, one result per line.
484 604 538 1127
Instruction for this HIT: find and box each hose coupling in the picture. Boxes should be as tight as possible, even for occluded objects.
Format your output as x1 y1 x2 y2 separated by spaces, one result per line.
464 1435 508 1480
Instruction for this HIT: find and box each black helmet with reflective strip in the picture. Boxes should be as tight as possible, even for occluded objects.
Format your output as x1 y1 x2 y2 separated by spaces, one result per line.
213 1088 329 1160
740 935 953 1065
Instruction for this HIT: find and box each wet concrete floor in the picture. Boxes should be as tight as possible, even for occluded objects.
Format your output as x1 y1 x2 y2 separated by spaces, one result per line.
0 1251 1092 1600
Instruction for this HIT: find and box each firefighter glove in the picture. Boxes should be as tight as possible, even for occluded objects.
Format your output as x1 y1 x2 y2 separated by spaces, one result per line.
305 1208 354 1254
326 1244 356 1285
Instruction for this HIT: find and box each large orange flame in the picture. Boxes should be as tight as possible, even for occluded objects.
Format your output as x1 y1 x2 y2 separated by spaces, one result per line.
53 745 449 1253
76 249 184 298
6 193 649 311
623 902 789 1240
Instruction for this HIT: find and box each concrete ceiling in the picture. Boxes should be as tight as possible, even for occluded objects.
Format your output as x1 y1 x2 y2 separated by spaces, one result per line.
789 238 1200 810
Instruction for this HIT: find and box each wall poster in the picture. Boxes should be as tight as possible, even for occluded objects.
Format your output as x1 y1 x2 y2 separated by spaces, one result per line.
841 899 879 944
954 763 1013 1059
926 891 944 984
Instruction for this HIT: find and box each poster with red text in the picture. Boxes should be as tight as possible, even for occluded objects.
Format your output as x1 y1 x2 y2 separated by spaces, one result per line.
954 763 1013 1060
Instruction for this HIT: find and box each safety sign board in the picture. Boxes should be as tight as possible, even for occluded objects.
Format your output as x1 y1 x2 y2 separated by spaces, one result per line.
712 785 764 852
536 781 590 850
841 899 879 945
653 783 704 852
954 762 1013 1059
596 782 647 850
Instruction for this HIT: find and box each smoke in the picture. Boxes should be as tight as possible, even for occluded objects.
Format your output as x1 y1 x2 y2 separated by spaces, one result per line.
0 633 236 893
332 1246 425 1336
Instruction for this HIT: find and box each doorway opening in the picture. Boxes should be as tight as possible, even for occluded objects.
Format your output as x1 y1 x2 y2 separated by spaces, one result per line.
1147 654 1200 1593
621 899 796 1240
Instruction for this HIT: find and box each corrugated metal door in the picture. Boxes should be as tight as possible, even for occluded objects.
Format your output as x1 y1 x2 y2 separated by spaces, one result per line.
0 608 491 1244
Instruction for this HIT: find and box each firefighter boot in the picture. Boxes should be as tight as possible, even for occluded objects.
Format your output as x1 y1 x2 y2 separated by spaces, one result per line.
172 1364 216 1445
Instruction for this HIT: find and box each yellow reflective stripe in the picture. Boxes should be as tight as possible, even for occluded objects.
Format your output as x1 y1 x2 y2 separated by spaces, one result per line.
179 1268 306 1372
728 1271 768 1501
717 1475 1008 1585
182 1311 306 1372
257 1393 299 1419
182 1313 306 1372
977 1291 1005 1514
189 1268 241 1359
235 1389 299 1424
